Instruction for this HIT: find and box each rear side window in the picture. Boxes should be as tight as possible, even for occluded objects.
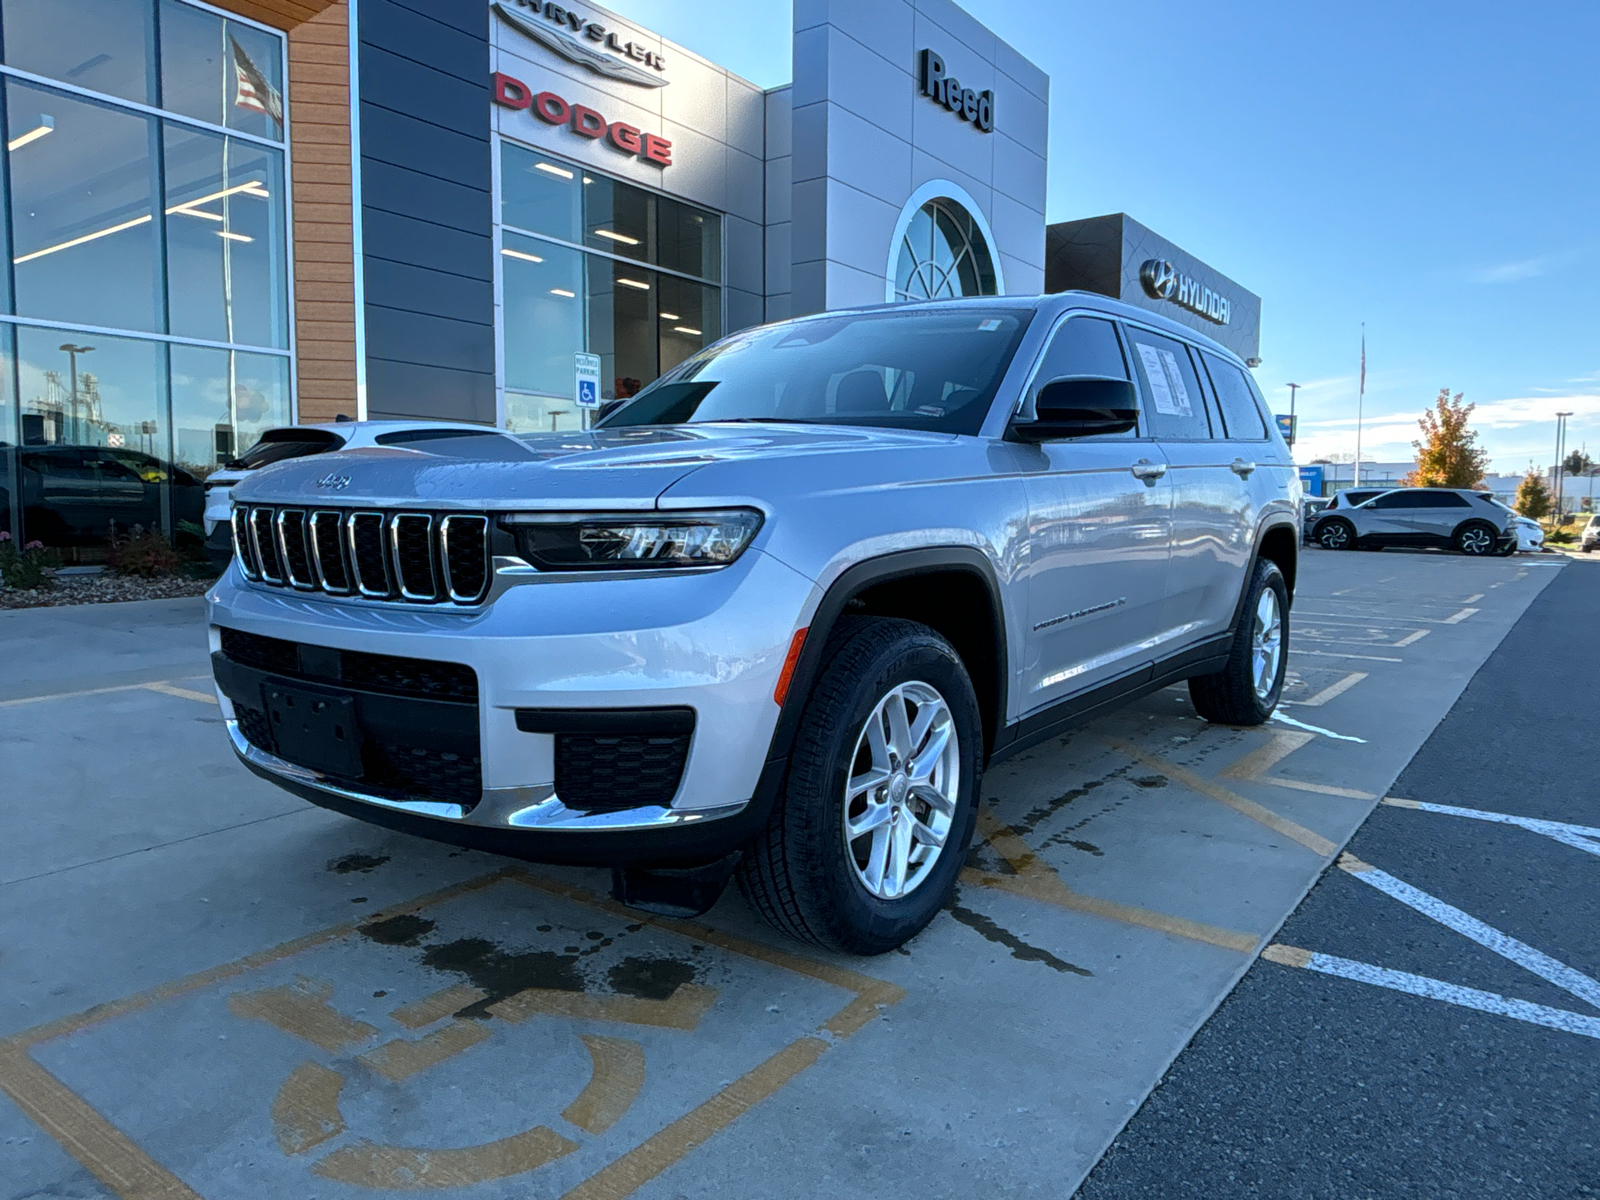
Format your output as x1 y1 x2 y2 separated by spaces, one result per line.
1202 352 1268 439
231 428 345 469
1425 491 1471 508
1125 329 1211 440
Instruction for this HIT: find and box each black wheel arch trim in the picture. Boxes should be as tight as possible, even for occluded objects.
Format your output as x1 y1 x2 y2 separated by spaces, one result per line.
758 546 1009 787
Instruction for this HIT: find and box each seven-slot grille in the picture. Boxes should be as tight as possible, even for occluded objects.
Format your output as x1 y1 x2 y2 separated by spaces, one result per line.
233 506 490 604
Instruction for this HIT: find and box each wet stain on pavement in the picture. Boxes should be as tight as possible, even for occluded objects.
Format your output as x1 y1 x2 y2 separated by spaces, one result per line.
1016 765 1130 834
419 937 584 1018
946 903 1092 976
1062 839 1104 856
606 956 696 1001
359 914 436 946
1132 776 1167 789
329 852 391 874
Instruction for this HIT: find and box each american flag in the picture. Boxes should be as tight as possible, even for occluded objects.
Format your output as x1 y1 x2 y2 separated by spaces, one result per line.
231 37 282 126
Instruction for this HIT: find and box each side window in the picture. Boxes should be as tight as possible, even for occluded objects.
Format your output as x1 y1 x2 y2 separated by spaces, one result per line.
1034 315 1129 383
1125 328 1211 440
1201 352 1269 439
1428 492 1471 508
1373 492 1432 509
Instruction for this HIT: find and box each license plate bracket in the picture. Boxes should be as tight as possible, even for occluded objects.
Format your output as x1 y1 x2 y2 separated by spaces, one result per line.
262 682 364 778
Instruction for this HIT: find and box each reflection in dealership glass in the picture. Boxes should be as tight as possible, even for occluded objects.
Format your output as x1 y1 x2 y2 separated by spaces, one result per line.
600 309 1033 435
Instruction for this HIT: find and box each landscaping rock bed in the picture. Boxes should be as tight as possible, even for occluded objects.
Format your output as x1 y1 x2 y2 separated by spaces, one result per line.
0 573 216 610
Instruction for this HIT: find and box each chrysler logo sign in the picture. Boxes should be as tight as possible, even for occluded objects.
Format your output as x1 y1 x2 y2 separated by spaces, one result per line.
493 2 667 89
1139 259 1231 325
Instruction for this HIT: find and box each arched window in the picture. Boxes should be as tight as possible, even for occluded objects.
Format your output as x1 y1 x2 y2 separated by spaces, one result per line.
891 197 998 302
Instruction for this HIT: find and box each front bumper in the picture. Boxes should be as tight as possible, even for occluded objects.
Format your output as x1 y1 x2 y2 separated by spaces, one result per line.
208 547 818 861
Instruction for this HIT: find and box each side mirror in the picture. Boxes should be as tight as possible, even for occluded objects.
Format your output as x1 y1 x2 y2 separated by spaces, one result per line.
1009 377 1140 443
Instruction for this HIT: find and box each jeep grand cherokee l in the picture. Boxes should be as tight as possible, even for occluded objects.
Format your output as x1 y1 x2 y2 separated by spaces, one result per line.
209 294 1300 954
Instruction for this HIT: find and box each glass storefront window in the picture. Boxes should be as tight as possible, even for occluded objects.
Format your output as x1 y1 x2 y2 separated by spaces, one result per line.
164 125 288 347
501 143 582 244
0 327 15 539
2 0 156 107
502 232 584 403
158 0 285 141
169 344 290 477
499 146 722 430
6 80 163 333
14 326 183 557
657 196 720 283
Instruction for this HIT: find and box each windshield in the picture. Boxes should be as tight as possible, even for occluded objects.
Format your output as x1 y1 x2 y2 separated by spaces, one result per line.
230 428 345 469
598 307 1034 436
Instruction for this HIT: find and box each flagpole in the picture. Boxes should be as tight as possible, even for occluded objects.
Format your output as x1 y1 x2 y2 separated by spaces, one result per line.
1353 324 1366 491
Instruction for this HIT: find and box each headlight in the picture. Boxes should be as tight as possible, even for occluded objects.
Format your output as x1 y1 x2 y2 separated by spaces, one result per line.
505 509 763 570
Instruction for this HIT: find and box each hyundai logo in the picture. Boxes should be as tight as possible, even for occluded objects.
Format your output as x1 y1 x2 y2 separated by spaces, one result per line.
1139 258 1231 325
316 473 352 490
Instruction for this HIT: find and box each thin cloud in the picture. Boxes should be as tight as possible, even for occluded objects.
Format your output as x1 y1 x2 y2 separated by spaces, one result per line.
1470 255 1555 284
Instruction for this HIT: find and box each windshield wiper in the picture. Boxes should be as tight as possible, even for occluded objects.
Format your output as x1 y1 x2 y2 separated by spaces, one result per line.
699 417 810 424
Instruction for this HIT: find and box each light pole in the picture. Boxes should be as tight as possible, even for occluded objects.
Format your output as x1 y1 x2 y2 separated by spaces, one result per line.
1286 383 1299 448
1555 411 1573 518
59 343 93 443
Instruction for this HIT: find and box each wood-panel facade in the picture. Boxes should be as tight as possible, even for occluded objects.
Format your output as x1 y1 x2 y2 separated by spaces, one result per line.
284 2 357 422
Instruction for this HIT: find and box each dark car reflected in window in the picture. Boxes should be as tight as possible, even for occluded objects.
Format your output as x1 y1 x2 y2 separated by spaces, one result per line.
14 445 203 549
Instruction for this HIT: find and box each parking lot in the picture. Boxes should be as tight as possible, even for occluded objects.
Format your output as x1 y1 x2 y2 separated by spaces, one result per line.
0 549 1568 1199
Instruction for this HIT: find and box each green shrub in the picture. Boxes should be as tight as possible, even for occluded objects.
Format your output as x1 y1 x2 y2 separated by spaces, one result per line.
108 524 181 578
0 531 58 590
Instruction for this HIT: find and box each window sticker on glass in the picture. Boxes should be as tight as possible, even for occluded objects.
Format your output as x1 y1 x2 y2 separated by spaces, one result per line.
978 319 1002 331
1135 343 1192 417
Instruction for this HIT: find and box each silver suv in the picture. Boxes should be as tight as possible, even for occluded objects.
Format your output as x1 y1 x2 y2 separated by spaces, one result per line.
209 295 1299 953
1309 487 1516 555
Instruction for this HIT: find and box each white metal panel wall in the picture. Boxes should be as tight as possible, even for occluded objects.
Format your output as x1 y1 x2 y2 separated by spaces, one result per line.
788 0 1049 315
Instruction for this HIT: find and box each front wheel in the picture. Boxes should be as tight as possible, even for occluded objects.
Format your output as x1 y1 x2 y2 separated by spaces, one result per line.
739 617 981 955
1454 521 1499 556
739 624 985 953
1189 558 1289 726
1315 518 1355 550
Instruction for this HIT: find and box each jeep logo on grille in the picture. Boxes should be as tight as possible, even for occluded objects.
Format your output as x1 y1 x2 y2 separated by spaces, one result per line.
316 473 352 490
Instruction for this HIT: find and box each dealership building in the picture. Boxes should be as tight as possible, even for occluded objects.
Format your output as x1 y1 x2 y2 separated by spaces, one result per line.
0 0 1260 557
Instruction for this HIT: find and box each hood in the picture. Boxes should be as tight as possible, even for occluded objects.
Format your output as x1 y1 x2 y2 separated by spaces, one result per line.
229 423 959 511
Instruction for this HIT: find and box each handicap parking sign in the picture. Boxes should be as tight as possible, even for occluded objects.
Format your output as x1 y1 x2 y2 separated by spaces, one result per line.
575 353 602 409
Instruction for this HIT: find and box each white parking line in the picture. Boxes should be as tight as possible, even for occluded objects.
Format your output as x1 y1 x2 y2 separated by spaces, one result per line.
1271 713 1366 743
1392 630 1431 648
1262 945 1600 1039
1339 854 1600 1010
1442 607 1480 624
1294 671 1368 707
1291 648 1403 663
1382 798 1600 859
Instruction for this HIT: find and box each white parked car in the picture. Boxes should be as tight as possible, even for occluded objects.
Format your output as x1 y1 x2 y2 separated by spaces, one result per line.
202 421 491 554
1512 515 1545 552
1581 514 1599 553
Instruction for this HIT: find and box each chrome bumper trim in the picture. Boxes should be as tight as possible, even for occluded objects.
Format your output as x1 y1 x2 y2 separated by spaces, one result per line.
226 720 747 832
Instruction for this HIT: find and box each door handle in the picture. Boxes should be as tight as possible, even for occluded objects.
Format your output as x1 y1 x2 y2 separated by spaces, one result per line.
1230 458 1257 477
1130 458 1168 485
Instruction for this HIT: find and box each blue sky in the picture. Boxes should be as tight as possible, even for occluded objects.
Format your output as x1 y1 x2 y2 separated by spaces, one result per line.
621 0 1599 476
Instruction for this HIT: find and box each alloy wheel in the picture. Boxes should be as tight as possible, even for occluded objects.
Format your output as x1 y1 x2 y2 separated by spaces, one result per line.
1460 526 1493 555
1252 589 1283 700
842 681 960 900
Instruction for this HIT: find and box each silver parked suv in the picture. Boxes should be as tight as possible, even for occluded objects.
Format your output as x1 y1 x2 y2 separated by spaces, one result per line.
210 295 1300 953
1308 487 1516 555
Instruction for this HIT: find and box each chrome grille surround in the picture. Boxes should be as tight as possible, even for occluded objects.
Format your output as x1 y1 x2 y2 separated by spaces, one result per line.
439 514 490 603
230 504 491 606
232 509 259 581
275 509 317 590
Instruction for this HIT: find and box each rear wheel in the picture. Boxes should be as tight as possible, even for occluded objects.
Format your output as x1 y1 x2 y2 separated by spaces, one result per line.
738 617 981 955
1315 518 1355 550
1454 521 1498 556
1190 558 1289 726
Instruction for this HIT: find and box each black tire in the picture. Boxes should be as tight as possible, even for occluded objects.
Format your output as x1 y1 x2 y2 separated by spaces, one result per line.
1189 557 1290 726
1454 520 1498 556
1314 518 1355 550
738 616 982 955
